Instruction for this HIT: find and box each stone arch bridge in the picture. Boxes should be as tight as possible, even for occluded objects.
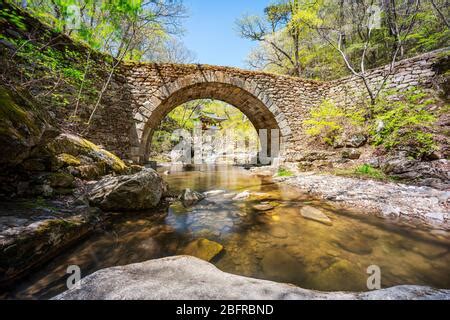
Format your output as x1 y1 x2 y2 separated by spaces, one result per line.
88 51 440 164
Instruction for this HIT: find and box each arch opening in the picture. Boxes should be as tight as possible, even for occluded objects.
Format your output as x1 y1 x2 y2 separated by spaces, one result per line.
134 81 289 164
149 99 261 165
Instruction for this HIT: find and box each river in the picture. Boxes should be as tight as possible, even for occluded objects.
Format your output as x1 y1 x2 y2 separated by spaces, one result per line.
3 165 450 299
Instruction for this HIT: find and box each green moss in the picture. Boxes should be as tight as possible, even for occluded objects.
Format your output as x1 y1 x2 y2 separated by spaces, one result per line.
20 197 57 211
0 86 39 137
48 134 127 173
46 172 74 188
329 165 393 182
70 135 126 171
354 164 385 179
36 218 81 235
57 153 81 166
276 167 294 177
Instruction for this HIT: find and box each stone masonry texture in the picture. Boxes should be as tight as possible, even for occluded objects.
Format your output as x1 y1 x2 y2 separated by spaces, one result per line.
86 49 445 163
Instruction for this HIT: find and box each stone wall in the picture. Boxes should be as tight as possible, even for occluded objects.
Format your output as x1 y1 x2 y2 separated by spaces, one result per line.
323 49 447 107
97 49 445 163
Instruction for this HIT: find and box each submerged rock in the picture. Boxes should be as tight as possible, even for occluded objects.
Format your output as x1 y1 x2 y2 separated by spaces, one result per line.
314 259 366 291
268 226 288 238
300 206 332 226
334 234 373 255
252 203 274 211
232 190 250 200
181 238 223 261
261 249 301 283
54 256 450 300
179 188 205 207
203 189 226 197
88 168 165 211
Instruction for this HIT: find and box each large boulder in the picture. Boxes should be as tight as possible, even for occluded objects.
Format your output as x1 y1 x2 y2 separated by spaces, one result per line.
46 133 127 175
0 210 97 285
88 168 166 211
53 256 450 300
380 156 449 190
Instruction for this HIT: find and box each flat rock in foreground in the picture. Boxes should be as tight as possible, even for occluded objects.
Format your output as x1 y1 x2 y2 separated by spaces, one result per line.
54 256 450 300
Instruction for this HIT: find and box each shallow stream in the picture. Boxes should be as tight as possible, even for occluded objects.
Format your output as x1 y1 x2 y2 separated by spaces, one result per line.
4 165 450 299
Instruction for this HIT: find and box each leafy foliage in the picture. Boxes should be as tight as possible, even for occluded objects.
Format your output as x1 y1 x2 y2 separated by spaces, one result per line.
370 88 438 158
239 0 449 80
354 164 385 180
151 100 259 155
8 0 191 63
304 100 365 145
276 167 294 177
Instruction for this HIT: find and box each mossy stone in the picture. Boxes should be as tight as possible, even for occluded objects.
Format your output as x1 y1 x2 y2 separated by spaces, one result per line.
57 153 81 166
181 238 223 261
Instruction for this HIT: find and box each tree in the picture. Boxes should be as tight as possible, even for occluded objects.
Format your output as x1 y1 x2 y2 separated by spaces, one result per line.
236 0 309 76
241 0 448 85
12 0 188 63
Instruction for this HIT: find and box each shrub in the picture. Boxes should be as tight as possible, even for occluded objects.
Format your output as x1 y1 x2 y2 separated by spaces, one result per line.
277 167 294 177
304 100 365 145
370 88 437 159
354 164 384 179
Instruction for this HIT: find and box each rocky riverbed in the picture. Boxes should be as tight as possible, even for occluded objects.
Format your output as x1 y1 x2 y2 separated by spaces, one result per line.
269 171 449 229
54 256 450 300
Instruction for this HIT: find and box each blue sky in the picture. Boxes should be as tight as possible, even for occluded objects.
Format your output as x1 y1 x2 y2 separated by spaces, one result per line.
182 0 269 68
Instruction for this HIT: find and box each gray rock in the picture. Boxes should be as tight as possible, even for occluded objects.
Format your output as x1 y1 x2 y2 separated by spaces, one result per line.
342 149 361 160
253 203 274 211
346 134 367 148
279 173 449 227
54 256 450 300
88 168 166 211
296 151 335 162
232 190 250 200
380 157 449 190
179 188 205 207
